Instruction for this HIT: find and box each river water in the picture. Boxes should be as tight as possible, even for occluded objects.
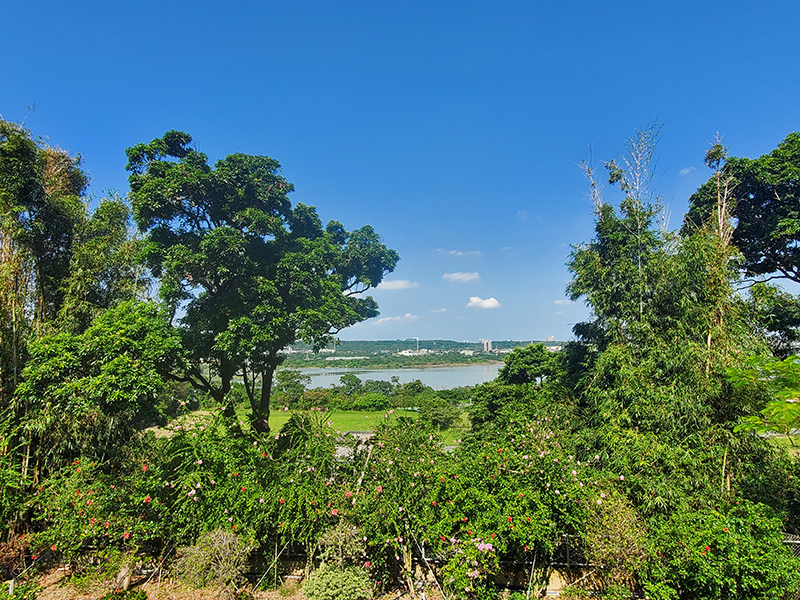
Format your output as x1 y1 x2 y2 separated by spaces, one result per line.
298 363 502 390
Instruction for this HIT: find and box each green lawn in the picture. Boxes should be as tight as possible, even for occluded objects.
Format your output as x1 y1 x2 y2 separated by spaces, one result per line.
269 408 469 445
158 407 469 445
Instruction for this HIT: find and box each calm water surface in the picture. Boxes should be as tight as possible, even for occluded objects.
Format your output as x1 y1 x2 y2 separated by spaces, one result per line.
298 363 502 390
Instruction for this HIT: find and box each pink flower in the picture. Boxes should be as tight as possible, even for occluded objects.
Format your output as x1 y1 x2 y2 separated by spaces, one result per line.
142 464 148 472
332 509 338 516
345 491 352 498
376 486 383 493
620 475 625 481
123 532 130 539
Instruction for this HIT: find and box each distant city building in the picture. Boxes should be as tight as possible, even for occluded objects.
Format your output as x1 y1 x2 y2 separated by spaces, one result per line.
545 336 556 342
480 339 493 352
460 349 475 356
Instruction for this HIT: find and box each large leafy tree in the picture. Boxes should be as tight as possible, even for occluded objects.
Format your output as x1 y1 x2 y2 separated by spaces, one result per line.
685 132 800 284
126 131 399 433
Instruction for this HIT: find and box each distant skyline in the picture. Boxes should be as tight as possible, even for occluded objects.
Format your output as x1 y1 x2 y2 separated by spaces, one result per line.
3 1 799 342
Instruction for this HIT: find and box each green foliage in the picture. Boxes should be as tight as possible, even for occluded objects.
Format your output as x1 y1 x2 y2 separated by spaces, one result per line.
31 450 166 566
440 536 500 599
746 283 800 358
0 120 87 323
642 501 800 599
0 580 38 600
498 343 559 386
272 369 311 408
686 132 800 283
581 492 646 591
126 130 399 432
172 528 250 589
731 355 800 442
14 301 182 473
303 563 372 600
57 197 146 334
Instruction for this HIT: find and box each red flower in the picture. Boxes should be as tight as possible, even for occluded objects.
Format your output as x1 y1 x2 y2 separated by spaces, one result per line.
143 496 151 503
51 545 57 552
142 464 148 472
332 509 338 516
123 532 130 540
507 517 512 522
279 498 285 504
432 501 437 506
241 487 246 491
376 486 383 493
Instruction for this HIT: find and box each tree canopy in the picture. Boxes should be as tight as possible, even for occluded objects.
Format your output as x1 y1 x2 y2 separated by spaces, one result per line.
685 132 800 284
126 131 399 433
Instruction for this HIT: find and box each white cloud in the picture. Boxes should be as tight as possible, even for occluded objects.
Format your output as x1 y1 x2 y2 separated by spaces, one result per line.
438 249 482 257
679 166 696 176
374 313 419 325
443 272 480 282
376 279 419 290
554 299 575 305
467 296 501 309
516 210 527 220
431 308 447 313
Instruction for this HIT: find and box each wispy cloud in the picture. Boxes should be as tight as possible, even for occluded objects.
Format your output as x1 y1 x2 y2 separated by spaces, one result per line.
554 299 575 305
376 279 419 290
374 312 420 324
438 248 482 257
679 166 696 176
431 308 447 313
443 272 480 283
516 210 527 220
467 296 501 309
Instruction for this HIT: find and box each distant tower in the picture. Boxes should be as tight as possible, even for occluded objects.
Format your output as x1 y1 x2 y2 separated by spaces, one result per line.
480 339 492 352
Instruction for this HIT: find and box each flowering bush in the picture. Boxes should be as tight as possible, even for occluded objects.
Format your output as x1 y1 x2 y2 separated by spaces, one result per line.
440 537 500 599
642 500 800 599
32 447 166 566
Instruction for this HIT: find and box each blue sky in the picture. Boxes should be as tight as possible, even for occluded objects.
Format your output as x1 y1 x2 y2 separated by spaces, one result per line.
3 1 799 342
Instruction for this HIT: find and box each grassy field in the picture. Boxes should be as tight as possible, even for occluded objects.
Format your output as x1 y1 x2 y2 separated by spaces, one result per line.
156 408 470 445
268 408 469 445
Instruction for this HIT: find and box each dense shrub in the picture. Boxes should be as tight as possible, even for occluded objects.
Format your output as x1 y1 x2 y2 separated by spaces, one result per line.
172 528 250 589
642 500 800 599
303 563 372 600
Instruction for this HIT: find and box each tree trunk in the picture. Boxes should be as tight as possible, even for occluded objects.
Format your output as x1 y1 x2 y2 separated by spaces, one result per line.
251 366 274 435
